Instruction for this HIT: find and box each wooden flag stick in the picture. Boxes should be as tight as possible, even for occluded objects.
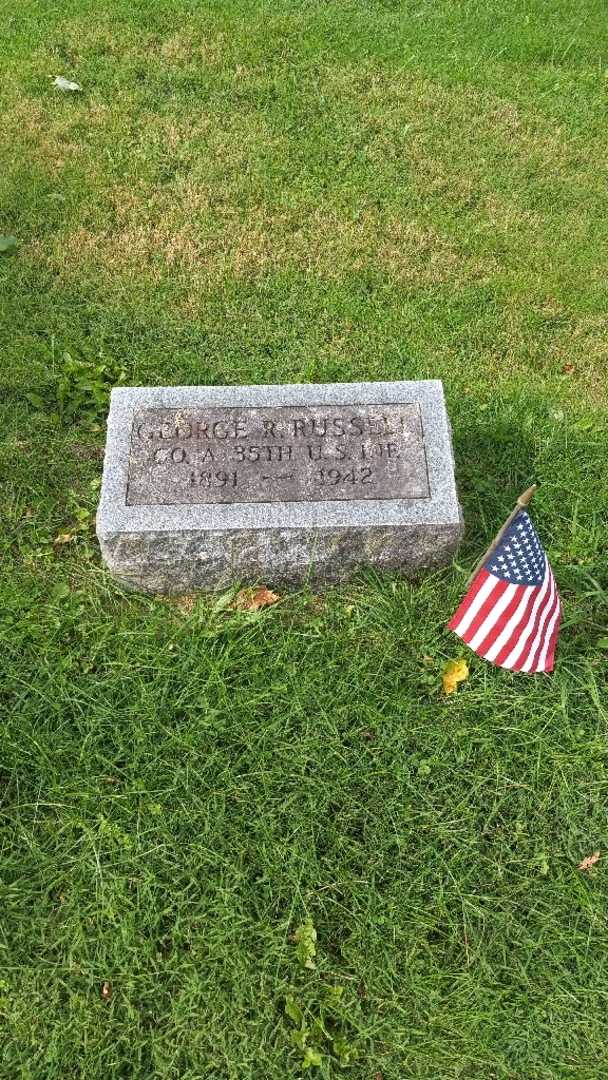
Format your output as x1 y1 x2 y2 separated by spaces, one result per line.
466 484 537 588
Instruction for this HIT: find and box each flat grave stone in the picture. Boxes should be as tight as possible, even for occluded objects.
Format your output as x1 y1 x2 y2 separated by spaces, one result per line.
96 380 463 593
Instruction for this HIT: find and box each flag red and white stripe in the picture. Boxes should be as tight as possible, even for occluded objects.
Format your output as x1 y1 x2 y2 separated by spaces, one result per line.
448 510 561 673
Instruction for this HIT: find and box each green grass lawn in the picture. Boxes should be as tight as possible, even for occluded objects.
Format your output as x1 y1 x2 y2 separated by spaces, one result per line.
2 1 608 1076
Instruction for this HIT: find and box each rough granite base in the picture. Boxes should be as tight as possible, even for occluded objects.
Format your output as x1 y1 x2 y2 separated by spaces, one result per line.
97 380 463 593
99 523 462 594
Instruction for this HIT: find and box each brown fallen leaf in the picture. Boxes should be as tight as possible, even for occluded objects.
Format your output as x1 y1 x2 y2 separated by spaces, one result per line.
53 532 76 545
578 851 601 871
172 594 197 615
230 586 281 612
100 980 112 1001
71 443 105 462
442 658 469 695
307 594 325 613
561 363 575 375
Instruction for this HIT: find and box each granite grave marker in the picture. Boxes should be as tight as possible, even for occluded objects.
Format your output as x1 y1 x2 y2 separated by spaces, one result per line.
97 380 463 592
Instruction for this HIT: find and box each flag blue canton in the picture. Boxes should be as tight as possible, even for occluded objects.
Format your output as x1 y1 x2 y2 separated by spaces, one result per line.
484 510 545 587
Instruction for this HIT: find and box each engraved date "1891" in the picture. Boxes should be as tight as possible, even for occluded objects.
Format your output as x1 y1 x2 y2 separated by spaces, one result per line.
189 470 238 488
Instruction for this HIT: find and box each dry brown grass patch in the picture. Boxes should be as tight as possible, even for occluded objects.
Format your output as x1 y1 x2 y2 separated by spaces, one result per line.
3 98 84 170
332 64 606 183
49 16 229 67
43 200 497 292
30 196 501 306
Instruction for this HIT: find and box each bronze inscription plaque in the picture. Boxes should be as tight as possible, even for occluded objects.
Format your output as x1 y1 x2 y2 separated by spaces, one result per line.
126 403 430 505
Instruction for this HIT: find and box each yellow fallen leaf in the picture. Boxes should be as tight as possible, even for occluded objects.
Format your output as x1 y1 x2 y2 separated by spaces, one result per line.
53 532 75 545
442 658 469 695
578 851 600 871
230 586 281 612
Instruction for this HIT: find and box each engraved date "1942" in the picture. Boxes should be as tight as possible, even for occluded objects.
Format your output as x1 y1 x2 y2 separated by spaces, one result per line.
316 467 373 484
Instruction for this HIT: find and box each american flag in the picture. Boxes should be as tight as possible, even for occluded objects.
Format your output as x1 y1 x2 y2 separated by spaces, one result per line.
448 509 561 673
